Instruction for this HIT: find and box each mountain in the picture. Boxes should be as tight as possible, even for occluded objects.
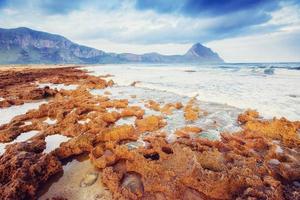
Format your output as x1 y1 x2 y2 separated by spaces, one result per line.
184 43 223 62
0 27 224 64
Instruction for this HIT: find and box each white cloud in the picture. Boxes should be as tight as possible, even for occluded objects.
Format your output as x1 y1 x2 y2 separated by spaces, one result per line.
206 4 300 62
0 0 299 62
207 29 300 62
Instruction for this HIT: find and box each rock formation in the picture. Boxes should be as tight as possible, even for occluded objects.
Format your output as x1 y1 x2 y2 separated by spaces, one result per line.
0 67 299 200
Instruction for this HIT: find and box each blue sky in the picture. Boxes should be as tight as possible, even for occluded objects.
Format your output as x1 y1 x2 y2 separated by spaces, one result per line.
0 0 300 62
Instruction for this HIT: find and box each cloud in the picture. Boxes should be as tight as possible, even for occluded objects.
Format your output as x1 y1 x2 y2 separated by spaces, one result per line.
135 0 279 16
181 0 278 16
0 0 299 61
134 0 284 40
207 29 300 62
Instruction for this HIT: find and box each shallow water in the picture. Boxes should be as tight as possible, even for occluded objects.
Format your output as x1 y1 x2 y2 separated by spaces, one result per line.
0 130 39 155
38 83 78 90
38 155 112 200
92 86 242 141
44 134 70 153
44 117 57 125
84 63 300 120
0 101 46 126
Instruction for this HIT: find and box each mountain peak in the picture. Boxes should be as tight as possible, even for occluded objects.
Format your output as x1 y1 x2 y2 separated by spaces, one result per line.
15 27 32 30
185 43 224 62
191 42 205 49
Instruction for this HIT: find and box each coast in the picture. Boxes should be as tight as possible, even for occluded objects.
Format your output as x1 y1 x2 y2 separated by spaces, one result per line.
0 65 299 200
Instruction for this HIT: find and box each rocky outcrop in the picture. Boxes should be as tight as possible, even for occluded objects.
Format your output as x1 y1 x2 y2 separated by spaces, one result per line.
0 140 62 199
0 67 299 200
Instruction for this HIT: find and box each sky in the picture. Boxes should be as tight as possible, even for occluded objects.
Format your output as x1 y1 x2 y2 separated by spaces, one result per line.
0 0 300 62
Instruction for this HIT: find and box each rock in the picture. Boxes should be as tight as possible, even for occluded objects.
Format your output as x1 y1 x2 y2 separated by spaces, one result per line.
135 115 166 132
80 172 98 187
0 140 62 200
121 172 144 195
175 126 202 138
184 97 200 121
264 68 275 75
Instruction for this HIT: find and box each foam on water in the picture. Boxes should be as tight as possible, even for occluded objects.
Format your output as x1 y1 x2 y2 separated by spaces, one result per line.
84 63 300 120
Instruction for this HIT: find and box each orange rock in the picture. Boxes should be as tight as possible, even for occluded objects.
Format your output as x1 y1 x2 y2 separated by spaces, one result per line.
106 80 114 87
121 106 145 119
102 111 121 123
135 115 166 132
104 91 112 95
90 146 117 169
175 126 202 138
96 125 137 143
146 100 183 115
184 97 200 121
113 99 128 108
160 102 183 115
146 100 160 111
238 109 259 124
0 140 62 199
244 117 300 147
54 133 95 160
0 67 299 200
174 102 183 109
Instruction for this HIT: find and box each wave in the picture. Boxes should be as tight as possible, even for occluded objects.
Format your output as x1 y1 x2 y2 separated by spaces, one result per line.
212 63 300 76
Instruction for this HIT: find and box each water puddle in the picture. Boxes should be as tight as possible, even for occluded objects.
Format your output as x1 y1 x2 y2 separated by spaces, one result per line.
115 116 136 126
38 155 112 200
0 101 46 126
78 118 91 125
44 134 71 153
38 83 78 91
0 130 39 155
44 117 57 125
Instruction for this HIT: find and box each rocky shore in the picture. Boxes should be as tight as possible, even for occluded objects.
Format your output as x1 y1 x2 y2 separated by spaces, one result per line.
0 66 299 200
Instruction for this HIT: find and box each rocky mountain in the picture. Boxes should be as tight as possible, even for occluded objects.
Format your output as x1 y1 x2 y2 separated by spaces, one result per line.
0 27 224 64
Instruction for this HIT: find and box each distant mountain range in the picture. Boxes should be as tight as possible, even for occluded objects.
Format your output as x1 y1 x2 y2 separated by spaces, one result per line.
0 27 224 64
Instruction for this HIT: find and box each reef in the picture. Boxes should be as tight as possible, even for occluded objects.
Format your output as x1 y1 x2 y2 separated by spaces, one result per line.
0 139 62 200
145 100 183 115
184 97 200 121
0 66 299 200
0 67 108 108
89 115 300 199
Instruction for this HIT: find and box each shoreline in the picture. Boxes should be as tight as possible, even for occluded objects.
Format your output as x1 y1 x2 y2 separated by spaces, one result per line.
0 65 299 200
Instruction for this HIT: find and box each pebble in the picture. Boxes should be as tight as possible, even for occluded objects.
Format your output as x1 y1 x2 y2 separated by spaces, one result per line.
80 172 98 187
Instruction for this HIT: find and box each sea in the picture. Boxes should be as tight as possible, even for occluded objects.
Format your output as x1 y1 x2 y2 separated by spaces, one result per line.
84 62 300 121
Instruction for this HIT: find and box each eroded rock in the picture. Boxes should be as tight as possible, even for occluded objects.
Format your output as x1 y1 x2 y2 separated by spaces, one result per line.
0 140 62 200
